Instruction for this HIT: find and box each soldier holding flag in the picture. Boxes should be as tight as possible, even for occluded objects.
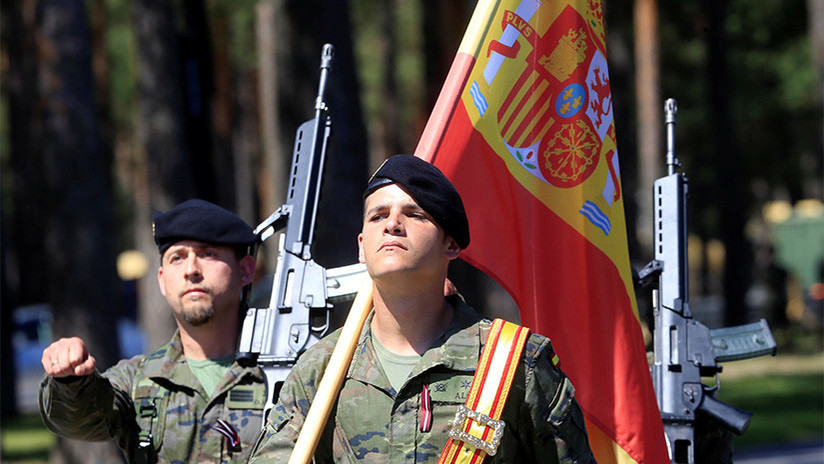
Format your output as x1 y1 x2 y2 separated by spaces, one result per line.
249 155 595 463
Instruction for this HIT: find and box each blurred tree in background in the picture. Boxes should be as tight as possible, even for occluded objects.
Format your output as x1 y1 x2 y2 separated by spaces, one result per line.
1 1 821 462
654 0 822 331
2 0 125 461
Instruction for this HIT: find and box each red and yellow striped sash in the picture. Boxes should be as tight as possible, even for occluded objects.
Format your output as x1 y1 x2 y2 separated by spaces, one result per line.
437 319 530 464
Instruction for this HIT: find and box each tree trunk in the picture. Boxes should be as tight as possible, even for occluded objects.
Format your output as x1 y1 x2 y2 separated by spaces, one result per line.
207 3 238 210
133 0 195 349
705 0 750 326
606 0 648 325
36 0 122 403
232 67 261 225
0 0 40 421
633 0 661 249
179 0 225 204
255 0 287 225
421 0 471 112
277 0 369 270
809 0 824 167
371 0 400 164
33 1 125 462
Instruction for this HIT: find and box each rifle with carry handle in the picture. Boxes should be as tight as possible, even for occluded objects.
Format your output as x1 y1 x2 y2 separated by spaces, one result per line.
237 43 368 418
640 98 777 463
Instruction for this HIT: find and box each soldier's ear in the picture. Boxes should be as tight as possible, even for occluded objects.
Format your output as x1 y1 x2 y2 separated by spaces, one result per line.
358 233 366 264
445 236 461 261
157 266 167 297
238 255 256 286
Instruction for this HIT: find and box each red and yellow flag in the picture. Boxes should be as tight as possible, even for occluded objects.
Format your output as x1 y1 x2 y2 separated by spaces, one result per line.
414 1 668 462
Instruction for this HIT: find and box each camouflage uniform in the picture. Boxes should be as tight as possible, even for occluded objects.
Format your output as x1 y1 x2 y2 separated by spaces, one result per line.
250 297 596 463
39 331 266 464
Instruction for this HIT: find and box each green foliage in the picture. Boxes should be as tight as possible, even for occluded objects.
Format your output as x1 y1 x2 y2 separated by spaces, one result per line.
350 0 427 151
350 0 389 132
394 0 425 132
104 0 137 130
658 0 820 239
210 0 258 71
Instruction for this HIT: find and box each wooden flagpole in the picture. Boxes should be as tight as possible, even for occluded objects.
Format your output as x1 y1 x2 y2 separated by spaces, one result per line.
287 275 374 464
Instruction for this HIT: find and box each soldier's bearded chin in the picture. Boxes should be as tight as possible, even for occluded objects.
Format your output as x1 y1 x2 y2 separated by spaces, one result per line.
180 305 216 326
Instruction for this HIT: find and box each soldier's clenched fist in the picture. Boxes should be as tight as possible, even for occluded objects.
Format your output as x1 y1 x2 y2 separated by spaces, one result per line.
42 337 96 378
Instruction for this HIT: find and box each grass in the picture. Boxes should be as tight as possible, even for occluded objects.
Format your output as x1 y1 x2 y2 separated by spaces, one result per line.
723 373 823 449
716 352 824 450
1 413 53 464
1 354 821 462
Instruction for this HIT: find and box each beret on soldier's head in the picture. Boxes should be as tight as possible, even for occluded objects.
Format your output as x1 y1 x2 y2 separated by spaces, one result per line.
363 154 470 249
153 199 256 256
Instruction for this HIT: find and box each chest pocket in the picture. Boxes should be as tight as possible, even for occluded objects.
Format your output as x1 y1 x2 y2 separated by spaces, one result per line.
427 372 475 404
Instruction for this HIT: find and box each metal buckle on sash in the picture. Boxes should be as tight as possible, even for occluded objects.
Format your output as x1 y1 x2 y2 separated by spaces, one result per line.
448 405 505 456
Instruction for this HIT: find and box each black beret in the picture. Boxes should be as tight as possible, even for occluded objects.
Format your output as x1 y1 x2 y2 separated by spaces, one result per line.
153 199 256 255
363 155 470 249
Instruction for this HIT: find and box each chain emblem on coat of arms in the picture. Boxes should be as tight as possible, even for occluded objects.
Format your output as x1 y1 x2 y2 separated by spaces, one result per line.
543 119 598 186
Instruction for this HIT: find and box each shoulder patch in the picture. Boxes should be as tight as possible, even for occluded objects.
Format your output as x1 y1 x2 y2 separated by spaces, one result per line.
227 385 266 410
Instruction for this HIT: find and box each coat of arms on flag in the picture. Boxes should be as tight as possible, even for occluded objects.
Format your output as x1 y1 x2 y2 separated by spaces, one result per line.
463 2 619 237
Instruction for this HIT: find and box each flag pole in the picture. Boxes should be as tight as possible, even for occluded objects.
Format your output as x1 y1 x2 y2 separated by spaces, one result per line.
287 275 374 464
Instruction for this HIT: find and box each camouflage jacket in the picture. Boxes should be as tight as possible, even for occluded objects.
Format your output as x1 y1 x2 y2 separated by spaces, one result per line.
249 297 596 463
39 331 266 464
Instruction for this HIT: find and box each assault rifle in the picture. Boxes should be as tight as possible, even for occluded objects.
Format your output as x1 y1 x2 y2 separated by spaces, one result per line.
237 44 366 416
639 99 777 463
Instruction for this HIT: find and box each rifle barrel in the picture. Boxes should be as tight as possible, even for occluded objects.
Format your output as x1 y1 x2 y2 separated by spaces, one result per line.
665 98 678 175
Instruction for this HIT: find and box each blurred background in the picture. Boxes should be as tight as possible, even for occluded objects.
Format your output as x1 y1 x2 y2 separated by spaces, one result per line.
1 0 822 462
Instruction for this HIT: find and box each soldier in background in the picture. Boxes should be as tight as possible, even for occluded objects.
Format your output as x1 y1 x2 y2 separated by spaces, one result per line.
249 155 596 463
39 199 265 463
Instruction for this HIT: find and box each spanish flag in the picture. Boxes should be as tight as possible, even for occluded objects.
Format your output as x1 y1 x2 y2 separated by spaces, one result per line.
414 1 669 462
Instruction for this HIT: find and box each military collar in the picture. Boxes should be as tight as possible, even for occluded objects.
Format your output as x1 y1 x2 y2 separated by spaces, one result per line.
140 330 263 394
415 297 484 373
140 330 185 377
347 297 485 389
